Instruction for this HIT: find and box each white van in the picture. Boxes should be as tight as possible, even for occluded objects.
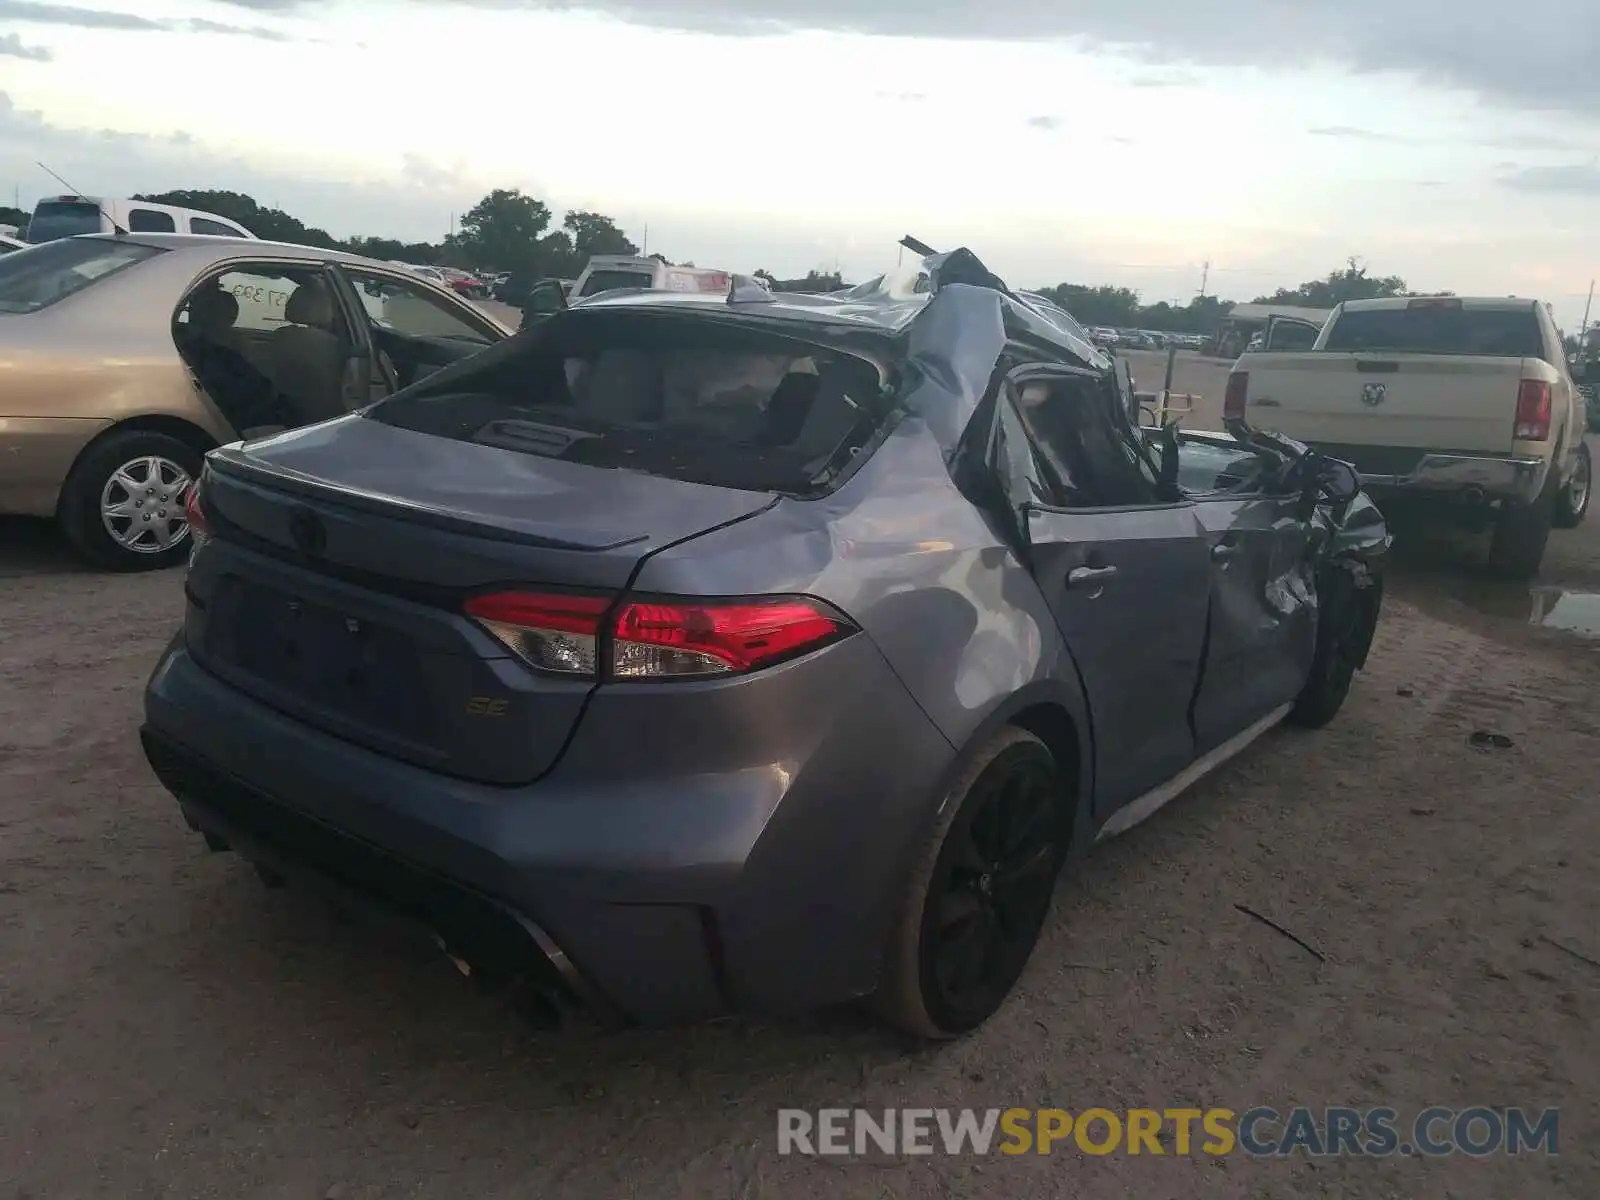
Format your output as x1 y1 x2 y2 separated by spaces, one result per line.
25 196 257 244
569 255 731 302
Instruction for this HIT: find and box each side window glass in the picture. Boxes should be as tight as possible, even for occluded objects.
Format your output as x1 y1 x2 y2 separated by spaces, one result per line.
191 217 244 237
1015 375 1162 508
213 268 302 331
1266 321 1318 351
127 208 176 233
1175 438 1268 495
347 271 492 344
1011 381 1087 506
993 395 1056 507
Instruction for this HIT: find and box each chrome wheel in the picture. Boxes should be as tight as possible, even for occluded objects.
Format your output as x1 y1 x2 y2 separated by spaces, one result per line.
99 455 192 554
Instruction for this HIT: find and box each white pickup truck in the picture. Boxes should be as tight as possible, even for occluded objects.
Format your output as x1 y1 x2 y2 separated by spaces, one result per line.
1225 295 1592 579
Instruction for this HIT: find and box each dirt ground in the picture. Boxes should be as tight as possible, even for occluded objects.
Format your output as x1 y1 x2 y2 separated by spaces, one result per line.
4 441 1600 1198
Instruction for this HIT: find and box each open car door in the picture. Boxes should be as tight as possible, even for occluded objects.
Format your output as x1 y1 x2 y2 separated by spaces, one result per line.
328 265 507 393
1263 315 1322 352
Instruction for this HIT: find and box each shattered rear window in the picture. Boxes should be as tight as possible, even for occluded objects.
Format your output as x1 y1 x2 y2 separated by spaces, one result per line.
368 315 892 495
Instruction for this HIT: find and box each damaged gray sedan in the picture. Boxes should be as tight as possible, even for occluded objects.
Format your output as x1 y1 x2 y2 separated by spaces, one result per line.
140 244 1389 1039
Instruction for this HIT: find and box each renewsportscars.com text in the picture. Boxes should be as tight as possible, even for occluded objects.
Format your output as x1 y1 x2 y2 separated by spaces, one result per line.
777 1106 1559 1158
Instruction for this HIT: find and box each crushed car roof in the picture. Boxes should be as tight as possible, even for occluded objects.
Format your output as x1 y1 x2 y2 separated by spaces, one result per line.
569 247 1109 371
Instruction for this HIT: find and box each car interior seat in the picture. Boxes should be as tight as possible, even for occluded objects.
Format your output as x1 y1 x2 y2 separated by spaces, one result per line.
574 348 664 424
758 369 823 446
270 280 352 426
177 287 251 365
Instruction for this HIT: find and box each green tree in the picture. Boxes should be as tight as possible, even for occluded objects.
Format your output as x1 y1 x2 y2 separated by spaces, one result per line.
563 210 637 259
133 189 339 247
450 188 552 274
536 229 579 279
1038 283 1145 328
343 236 441 265
1254 258 1410 307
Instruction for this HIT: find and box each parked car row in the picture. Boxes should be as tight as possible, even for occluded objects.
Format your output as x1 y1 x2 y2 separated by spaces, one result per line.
384 261 499 300
1087 326 1207 351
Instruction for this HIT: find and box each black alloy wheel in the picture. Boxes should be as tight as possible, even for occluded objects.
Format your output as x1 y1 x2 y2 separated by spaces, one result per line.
877 728 1068 1039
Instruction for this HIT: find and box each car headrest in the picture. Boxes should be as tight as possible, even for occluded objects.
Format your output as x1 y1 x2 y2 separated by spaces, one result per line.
186 287 239 333
284 282 335 329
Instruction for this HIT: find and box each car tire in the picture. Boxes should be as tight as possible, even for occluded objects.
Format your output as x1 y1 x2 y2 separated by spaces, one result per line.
873 727 1069 1040
1487 476 1556 581
1287 569 1382 729
1552 442 1591 530
58 428 204 572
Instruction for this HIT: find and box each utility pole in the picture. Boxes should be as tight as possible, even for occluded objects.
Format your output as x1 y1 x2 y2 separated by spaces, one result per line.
1581 279 1595 348
1197 259 1211 303
641 222 648 256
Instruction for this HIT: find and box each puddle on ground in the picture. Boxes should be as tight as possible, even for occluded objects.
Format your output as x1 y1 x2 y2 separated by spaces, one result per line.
1529 588 1600 638
1419 574 1600 638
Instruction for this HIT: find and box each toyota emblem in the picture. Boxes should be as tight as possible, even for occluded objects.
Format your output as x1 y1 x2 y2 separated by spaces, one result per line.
288 507 327 557
1360 382 1387 407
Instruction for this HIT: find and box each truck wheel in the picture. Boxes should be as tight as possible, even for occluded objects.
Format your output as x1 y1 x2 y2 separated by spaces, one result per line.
1553 442 1591 530
873 728 1068 1040
1487 482 1554 581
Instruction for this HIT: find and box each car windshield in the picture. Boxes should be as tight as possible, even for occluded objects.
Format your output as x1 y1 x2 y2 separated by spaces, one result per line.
1324 306 1543 357
26 201 106 244
576 269 653 298
369 314 890 494
0 238 162 314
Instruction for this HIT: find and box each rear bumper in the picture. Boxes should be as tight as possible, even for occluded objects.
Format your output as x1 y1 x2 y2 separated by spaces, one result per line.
141 633 955 1026
1357 453 1547 504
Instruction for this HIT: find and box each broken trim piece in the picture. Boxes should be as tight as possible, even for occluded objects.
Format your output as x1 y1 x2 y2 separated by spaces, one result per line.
1094 702 1293 842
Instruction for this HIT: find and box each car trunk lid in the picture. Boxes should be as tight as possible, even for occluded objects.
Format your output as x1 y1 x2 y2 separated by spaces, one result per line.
185 414 775 784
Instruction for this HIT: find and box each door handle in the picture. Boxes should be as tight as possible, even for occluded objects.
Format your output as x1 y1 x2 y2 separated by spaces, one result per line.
1067 565 1119 587
1211 543 1238 562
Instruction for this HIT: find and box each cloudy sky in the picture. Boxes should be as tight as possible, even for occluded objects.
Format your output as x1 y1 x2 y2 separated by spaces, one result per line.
2 0 1599 320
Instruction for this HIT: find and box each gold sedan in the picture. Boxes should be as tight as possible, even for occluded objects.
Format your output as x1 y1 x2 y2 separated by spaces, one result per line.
0 234 512 570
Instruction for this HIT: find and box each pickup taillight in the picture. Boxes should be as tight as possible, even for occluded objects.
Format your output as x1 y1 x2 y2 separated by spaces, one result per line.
1224 370 1249 420
1514 379 1552 441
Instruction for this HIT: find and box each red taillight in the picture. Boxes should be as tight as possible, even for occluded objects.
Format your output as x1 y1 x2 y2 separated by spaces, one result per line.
613 598 848 677
464 591 855 679
1514 379 1552 441
463 591 609 676
1224 370 1249 420
183 484 210 546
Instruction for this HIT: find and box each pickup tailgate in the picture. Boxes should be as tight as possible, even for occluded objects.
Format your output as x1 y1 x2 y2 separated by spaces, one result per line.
1240 352 1526 465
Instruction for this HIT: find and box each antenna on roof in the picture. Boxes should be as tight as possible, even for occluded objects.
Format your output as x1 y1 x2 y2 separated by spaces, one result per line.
35 161 128 236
